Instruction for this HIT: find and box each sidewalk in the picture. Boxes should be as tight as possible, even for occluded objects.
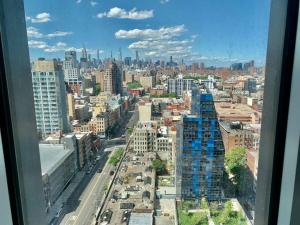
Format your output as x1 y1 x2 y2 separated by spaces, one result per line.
46 170 86 225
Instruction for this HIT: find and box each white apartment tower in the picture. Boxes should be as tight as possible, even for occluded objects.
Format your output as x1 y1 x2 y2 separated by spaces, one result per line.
63 51 81 84
167 74 194 96
32 59 69 137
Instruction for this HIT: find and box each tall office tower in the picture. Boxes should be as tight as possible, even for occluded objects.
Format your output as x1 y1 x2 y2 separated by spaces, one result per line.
32 59 69 138
176 87 224 201
170 56 173 64
119 48 122 61
103 61 122 95
124 57 132 66
230 62 243 71
244 78 257 93
135 50 139 62
63 51 81 95
80 47 88 70
97 49 100 63
167 74 194 96
81 46 87 59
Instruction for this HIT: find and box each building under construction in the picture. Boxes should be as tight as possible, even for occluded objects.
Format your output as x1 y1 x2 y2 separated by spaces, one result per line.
176 86 224 201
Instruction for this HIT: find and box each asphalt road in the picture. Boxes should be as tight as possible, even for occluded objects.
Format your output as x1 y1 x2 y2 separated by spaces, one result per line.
58 108 136 225
60 159 114 225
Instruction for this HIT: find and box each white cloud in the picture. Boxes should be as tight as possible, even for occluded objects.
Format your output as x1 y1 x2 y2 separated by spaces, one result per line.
160 0 170 4
44 42 68 52
115 25 185 40
45 31 73 38
76 0 82 3
28 40 49 49
118 25 201 61
97 7 154 20
26 27 72 39
28 40 104 56
27 12 51 23
27 27 43 38
90 1 97 6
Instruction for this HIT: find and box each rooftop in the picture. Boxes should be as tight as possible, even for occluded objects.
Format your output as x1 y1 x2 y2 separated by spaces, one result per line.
128 212 153 225
39 144 73 176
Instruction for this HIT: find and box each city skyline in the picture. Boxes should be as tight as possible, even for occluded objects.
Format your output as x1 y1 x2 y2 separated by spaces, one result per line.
24 0 270 66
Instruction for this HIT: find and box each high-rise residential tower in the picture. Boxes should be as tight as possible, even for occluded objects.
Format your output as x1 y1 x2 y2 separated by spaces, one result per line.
167 74 194 96
176 86 224 201
32 59 69 137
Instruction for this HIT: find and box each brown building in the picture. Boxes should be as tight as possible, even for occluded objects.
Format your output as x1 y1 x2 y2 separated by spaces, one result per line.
93 69 105 91
219 121 250 152
103 61 122 95
215 102 261 124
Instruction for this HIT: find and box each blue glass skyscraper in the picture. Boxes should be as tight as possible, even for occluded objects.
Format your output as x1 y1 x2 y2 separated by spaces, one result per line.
176 87 224 201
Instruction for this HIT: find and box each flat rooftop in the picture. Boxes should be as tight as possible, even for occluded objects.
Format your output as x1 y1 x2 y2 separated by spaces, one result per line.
129 212 153 225
39 144 73 176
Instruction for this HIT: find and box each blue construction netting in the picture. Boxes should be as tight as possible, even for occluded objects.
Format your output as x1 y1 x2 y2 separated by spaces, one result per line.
180 88 224 201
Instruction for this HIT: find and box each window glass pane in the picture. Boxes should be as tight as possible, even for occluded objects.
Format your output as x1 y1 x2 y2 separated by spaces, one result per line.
22 0 271 224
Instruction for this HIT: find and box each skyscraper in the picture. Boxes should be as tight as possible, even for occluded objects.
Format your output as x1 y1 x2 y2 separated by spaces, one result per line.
135 50 139 62
32 59 69 137
97 49 100 62
63 51 81 95
176 86 224 201
244 78 257 93
80 47 88 70
124 57 132 66
81 46 87 59
103 61 122 95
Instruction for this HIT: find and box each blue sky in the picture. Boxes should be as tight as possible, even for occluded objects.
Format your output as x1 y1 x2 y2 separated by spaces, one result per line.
24 0 271 66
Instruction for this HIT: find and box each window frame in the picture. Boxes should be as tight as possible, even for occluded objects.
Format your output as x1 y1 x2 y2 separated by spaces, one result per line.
0 0 46 225
0 0 299 224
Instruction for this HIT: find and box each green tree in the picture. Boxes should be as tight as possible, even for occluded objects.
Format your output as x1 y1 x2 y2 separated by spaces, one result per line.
109 148 124 166
151 159 166 174
94 84 101 95
127 81 142 90
225 147 247 193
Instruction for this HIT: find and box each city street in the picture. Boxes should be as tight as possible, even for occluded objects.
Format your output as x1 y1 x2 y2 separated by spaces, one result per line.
60 159 114 225
56 107 137 225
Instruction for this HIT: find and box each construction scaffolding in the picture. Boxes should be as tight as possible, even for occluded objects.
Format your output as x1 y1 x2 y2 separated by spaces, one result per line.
176 87 224 201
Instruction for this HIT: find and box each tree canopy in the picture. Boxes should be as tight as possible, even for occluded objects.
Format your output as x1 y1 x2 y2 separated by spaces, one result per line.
225 147 248 193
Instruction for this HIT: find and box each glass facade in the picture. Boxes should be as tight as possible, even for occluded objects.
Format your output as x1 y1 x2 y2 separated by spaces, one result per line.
176 87 224 201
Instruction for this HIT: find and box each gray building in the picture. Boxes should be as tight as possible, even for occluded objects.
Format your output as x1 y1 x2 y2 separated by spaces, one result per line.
244 78 257 93
39 144 76 212
167 74 194 96
32 59 69 137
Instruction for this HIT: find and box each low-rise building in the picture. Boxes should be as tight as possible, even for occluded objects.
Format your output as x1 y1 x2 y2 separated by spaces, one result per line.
40 144 76 212
138 102 152 122
75 132 92 169
133 122 157 153
214 102 261 124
